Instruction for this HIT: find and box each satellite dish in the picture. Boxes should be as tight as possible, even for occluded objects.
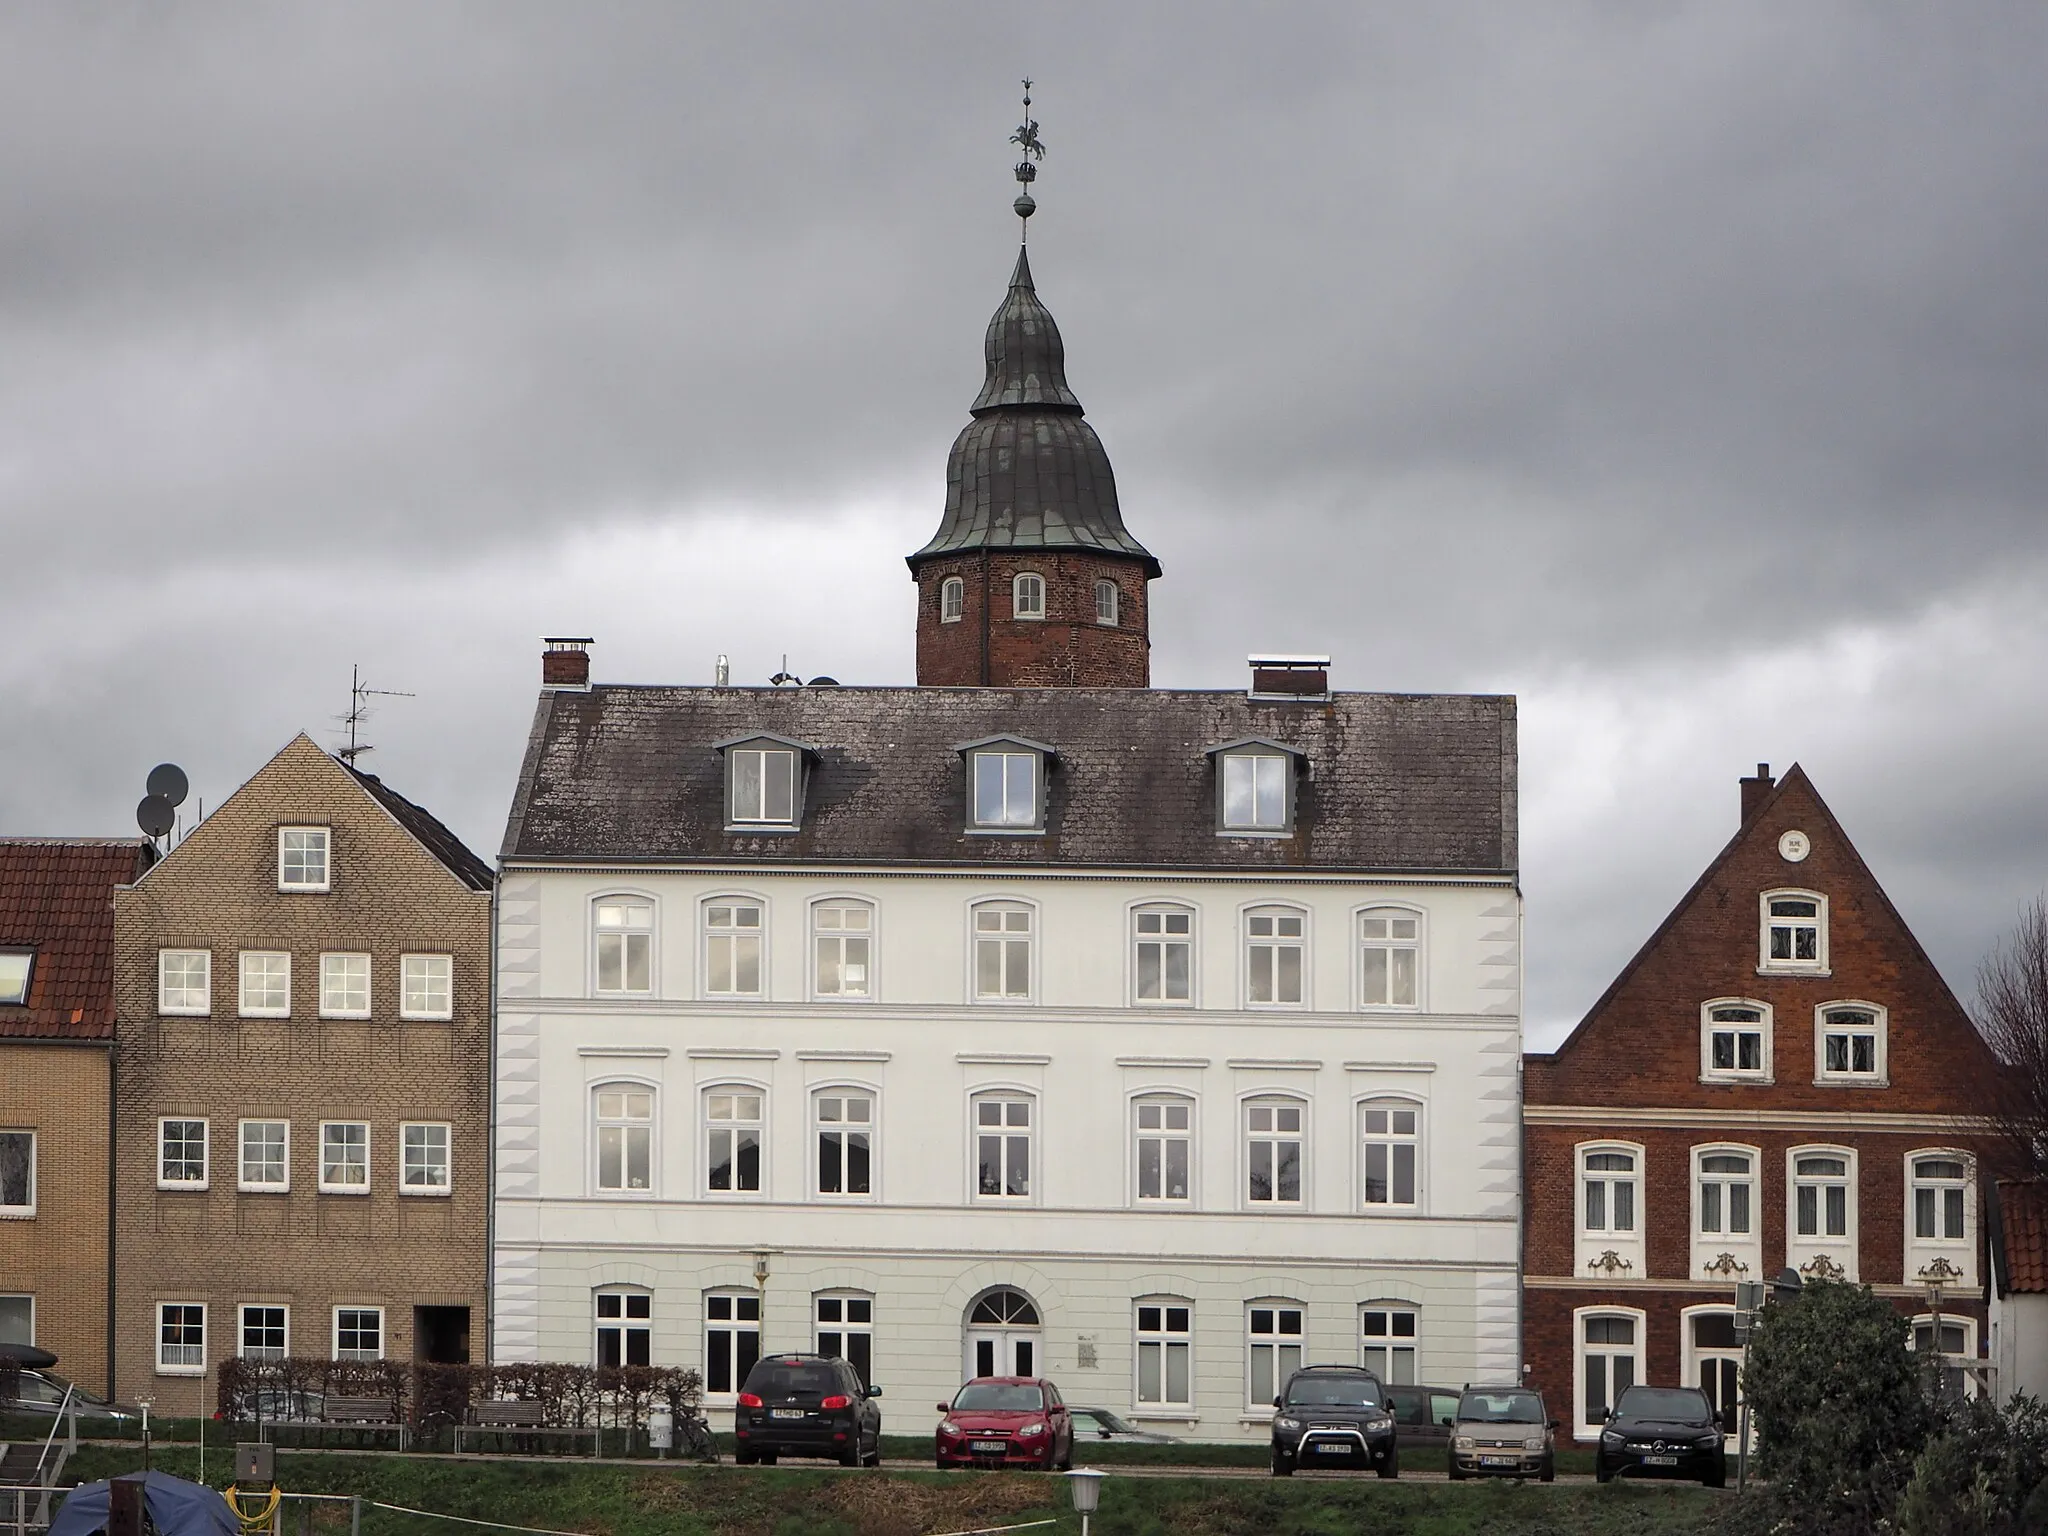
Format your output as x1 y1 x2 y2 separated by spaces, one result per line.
146 764 189 807
806 676 840 687
136 796 175 839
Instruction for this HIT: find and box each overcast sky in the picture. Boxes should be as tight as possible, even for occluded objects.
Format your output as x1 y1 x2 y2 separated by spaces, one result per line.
5 3 2046 1043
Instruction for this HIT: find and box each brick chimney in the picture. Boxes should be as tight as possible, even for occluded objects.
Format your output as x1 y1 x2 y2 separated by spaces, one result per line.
1740 762 1775 824
542 637 592 689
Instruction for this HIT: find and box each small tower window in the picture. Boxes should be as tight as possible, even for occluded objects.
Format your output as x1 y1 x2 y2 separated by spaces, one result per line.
941 577 965 623
1012 573 1045 619
1094 579 1120 627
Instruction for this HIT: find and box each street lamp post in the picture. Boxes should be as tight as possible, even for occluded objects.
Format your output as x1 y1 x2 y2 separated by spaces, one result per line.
1919 1255 1966 1404
1064 1468 1105 1536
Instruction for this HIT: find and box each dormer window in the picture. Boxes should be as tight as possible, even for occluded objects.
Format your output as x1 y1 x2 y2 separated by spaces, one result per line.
715 735 816 831
0 950 32 1006
279 827 330 891
1205 739 1302 834
956 736 1053 833
1094 579 1120 626
1012 573 1045 619
941 577 966 623
1760 890 1828 973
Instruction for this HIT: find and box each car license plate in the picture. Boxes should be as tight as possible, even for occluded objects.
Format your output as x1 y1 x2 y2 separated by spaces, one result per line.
1644 1454 1679 1466
1481 1456 1517 1466
972 1440 1007 1453
771 1408 806 1419
1314 1443 1349 1454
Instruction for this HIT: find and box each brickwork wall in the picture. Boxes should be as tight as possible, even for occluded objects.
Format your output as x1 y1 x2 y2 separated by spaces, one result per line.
0 1044 111 1393
913 551 1152 687
110 736 490 1401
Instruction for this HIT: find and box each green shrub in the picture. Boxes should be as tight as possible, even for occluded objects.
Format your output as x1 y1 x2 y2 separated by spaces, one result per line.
1895 1394 2048 1536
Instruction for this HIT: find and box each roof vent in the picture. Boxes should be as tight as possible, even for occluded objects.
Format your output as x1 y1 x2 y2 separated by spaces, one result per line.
1249 654 1330 701
542 637 592 689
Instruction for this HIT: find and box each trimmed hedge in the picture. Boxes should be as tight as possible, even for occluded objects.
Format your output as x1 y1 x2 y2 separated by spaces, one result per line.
216 1358 702 1431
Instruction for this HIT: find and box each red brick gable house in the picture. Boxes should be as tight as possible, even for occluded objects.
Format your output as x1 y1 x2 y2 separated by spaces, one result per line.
1523 764 1996 1440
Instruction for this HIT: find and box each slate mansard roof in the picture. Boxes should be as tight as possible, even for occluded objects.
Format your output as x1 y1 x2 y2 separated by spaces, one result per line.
0 838 150 1040
502 685 1517 874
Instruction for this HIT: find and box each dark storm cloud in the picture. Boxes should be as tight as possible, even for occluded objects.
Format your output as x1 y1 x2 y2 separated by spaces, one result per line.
3 2 2046 1030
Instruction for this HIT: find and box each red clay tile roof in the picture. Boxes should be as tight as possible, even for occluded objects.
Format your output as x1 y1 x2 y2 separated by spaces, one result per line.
0 839 148 1041
2000 1180 2048 1294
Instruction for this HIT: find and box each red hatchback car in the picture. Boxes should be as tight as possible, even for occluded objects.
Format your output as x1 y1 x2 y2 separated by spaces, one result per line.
935 1377 1074 1470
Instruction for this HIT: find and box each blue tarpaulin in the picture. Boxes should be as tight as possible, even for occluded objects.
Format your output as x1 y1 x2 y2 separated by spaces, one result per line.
50 1471 239 1536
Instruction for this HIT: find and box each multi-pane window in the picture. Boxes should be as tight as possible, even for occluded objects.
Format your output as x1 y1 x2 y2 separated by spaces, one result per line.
706 1090 763 1194
1248 1305 1304 1406
975 1096 1033 1198
1221 753 1289 832
1133 907 1193 1003
158 1303 205 1372
1820 1007 1883 1080
814 1092 873 1197
813 903 872 998
1581 1315 1638 1427
1012 572 1045 618
335 1307 382 1360
401 954 453 1019
816 1295 874 1389
1698 1151 1754 1237
1358 910 1420 1008
319 1122 370 1193
1764 893 1824 969
1135 1303 1192 1409
239 952 291 1017
0 1295 28 1348
972 904 1033 999
705 1293 761 1395
402 1123 452 1194
1913 1156 1968 1242
240 1305 287 1361
729 747 798 826
319 953 371 1018
594 1087 654 1193
1582 1149 1638 1235
0 1132 33 1213
159 1119 208 1187
1361 1101 1419 1208
239 1121 289 1192
594 900 654 994
1245 908 1304 1005
1094 578 1120 626
158 950 211 1014
1246 1099 1304 1205
1361 1306 1418 1385
1795 1154 1850 1238
595 1291 651 1367
971 752 1040 829
278 828 330 891
1705 1004 1768 1077
704 902 763 997
0 951 29 1006
1134 1097 1193 1202
940 577 965 623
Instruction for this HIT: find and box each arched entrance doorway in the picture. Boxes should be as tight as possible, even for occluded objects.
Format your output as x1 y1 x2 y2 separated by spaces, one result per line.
964 1288 1042 1379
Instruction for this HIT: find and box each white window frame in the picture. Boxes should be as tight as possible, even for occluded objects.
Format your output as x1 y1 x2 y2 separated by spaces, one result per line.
1012 571 1045 619
1360 1302 1419 1387
1094 578 1120 626
238 951 292 1019
1906 1148 1975 1289
968 749 1045 832
1759 889 1829 975
333 1305 384 1361
1219 751 1292 834
940 576 965 623
1575 1141 1645 1275
595 1288 652 1368
811 1085 876 1201
0 1130 35 1217
704 1083 766 1198
0 951 30 1008
1247 1302 1305 1410
1814 1000 1888 1086
239 1303 290 1361
1360 1098 1421 1211
1690 1143 1762 1283
1131 1093 1194 1205
318 952 372 1020
157 949 212 1015
701 895 766 1000
1573 1306 1645 1440
1243 1094 1306 1208
237 1120 290 1194
157 1117 209 1190
156 1301 206 1375
593 895 656 997
726 744 801 829
277 827 331 892
810 898 875 1001
399 953 454 1020
969 900 1036 1002
1787 1143 1859 1281
1356 906 1423 1011
400 1122 452 1196
814 1293 875 1389
1134 1299 1193 1412
1131 902 1196 1006
703 1291 762 1399
1911 1313 1979 1399
1699 998 1773 1083
1242 904 1307 1009
971 1090 1037 1203
317 1120 371 1195
592 1081 657 1196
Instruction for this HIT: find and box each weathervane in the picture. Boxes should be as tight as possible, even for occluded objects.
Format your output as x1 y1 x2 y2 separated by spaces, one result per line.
1010 78 1045 237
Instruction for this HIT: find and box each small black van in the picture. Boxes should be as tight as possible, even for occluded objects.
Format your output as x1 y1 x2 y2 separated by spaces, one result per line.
733 1353 883 1466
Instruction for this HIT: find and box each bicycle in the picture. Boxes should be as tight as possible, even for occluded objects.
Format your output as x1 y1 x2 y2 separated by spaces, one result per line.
674 1408 718 1462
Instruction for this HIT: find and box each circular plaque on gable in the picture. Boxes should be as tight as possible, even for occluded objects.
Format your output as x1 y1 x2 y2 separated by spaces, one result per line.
1778 830 1812 863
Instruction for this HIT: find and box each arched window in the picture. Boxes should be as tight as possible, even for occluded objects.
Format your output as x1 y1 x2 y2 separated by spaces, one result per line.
812 899 873 999
1816 1001 1886 1083
1787 1144 1857 1280
972 1091 1035 1199
593 897 654 995
1245 1096 1305 1205
1094 579 1120 626
592 1083 654 1194
1701 999 1772 1081
1132 903 1194 1003
1576 1144 1644 1278
1012 572 1045 619
1575 1309 1643 1436
1360 1100 1420 1208
1358 908 1421 1009
1132 1095 1193 1202
1760 889 1828 973
1247 1301 1304 1406
812 1087 874 1198
1135 1299 1193 1409
971 902 1034 1000
1245 906 1306 1006
595 1289 651 1366
970 1288 1040 1328
940 576 965 623
1360 1303 1418 1385
815 1293 874 1388
704 1086 764 1196
702 897 764 998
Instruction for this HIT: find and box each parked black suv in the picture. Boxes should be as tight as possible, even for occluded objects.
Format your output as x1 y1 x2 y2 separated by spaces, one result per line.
1595 1385 1726 1487
1270 1365 1398 1477
733 1353 883 1467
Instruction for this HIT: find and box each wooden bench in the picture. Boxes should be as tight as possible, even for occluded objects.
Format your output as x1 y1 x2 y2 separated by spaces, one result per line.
317 1397 408 1451
453 1400 602 1456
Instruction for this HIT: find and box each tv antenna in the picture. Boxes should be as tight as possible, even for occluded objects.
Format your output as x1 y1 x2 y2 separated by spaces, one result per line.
336 664 414 764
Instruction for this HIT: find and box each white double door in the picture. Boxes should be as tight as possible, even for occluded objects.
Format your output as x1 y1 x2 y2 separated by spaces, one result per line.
965 1329 1040 1380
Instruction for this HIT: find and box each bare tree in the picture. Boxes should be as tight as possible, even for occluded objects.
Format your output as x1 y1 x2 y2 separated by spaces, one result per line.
1976 897 2048 1180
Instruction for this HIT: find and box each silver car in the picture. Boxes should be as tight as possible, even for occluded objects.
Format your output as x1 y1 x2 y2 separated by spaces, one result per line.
1447 1386 1555 1481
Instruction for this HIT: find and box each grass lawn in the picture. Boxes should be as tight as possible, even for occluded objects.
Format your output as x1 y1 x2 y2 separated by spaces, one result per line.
62 1446 1732 1536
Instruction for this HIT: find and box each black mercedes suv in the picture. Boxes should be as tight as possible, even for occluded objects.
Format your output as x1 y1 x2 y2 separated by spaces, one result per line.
1595 1384 1726 1487
734 1353 883 1466
1270 1365 1398 1477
